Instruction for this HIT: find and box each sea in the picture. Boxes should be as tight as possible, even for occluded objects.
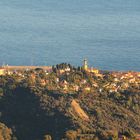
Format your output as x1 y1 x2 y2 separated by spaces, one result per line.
0 0 140 71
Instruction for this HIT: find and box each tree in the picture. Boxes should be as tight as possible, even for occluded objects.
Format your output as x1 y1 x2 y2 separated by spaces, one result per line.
65 130 77 140
0 123 13 140
0 88 3 97
44 134 52 140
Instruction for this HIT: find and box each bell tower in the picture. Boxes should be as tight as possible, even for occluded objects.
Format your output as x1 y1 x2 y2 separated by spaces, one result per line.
83 59 88 70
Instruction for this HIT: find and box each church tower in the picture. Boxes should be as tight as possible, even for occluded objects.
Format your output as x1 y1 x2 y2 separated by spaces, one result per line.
83 59 88 70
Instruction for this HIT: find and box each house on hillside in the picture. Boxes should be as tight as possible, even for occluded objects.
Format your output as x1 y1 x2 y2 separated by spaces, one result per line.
0 68 5 75
81 79 87 85
114 78 119 82
137 73 140 78
59 69 65 74
73 85 79 92
129 78 136 83
60 80 68 91
89 67 99 74
84 86 91 91
81 85 91 92
56 78 59 83
40 79 46 86
136 134 140 140
65 67 71 72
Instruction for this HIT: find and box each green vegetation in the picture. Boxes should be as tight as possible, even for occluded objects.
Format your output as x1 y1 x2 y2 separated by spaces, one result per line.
0 63 140 140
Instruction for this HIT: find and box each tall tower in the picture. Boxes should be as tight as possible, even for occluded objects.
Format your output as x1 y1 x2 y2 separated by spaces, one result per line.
83 59 88 70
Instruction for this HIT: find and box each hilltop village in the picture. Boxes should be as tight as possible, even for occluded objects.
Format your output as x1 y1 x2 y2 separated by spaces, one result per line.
1 60 140 140
0 59 140 95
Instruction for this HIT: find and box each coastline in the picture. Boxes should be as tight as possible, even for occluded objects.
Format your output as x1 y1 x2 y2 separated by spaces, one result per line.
1 65 52 71
1 65 140 73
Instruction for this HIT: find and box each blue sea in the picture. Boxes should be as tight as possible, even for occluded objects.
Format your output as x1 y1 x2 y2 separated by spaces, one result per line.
0 0 140 71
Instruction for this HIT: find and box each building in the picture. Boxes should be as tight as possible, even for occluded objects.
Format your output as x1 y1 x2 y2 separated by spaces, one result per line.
83 59 88 71
83 59 99 74
0 67 5 75
89 68 99 74
60 80 68 91
136 134 140 140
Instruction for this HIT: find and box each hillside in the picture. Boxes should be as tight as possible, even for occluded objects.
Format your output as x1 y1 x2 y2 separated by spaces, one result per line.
0 64 140 140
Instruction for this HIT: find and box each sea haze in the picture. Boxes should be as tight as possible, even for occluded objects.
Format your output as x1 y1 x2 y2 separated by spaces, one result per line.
0 0 140 71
